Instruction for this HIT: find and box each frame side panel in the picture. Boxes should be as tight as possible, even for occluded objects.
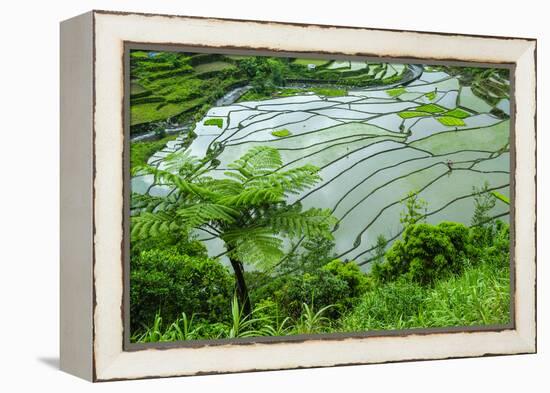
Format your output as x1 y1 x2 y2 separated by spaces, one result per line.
60 11 94 381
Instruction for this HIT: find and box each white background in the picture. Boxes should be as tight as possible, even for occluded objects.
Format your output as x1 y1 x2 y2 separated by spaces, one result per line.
0 0 546 391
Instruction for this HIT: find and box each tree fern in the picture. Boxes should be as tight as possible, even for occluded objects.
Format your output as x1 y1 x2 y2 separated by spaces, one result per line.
131 145 337 314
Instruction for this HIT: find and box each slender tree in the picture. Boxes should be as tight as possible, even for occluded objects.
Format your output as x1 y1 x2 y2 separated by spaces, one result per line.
131 146 337 315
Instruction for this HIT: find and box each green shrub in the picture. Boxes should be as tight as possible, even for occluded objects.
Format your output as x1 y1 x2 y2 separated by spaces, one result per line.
251 258 368 319
322 259 370 299
250 269 348 319
130 248 234 333
470 220 510 268
373 221 472 284
278 271 349 318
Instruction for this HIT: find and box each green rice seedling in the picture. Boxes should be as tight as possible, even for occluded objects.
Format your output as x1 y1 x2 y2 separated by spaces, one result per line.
415 103 446 113
292 58 329 66
397 111 431 119
444 108 471 119
204 118 224 128
386 87 406 97
271 129 292 137
436 116 466 127
424 90 437 100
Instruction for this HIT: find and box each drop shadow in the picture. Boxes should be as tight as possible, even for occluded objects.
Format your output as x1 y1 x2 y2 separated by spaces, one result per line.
37 356 59 370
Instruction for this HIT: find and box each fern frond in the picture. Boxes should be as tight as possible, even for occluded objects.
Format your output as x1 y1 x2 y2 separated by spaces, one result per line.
197 178 244 198
130 192 165 211
162 148 201 175
266 205 338 238
247 164 321 195
219 186 284 207
223 171 249 183
131 211 179 240
228 146 283 177
223 227 284 268
143 166 217 201
177 203 238 228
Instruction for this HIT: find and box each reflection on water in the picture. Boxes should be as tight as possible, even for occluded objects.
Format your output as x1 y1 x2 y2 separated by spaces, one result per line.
131 67 510 268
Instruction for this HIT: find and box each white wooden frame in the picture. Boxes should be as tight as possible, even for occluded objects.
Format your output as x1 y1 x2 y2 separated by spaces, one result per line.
60 10 537 382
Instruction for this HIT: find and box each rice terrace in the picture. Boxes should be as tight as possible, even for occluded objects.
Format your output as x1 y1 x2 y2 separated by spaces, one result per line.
128 50 512 343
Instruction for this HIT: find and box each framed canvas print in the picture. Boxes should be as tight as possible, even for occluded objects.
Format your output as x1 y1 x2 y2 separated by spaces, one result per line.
60 10 537 382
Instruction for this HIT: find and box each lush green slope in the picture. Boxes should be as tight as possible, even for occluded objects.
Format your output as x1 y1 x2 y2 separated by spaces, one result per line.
129 51 413 130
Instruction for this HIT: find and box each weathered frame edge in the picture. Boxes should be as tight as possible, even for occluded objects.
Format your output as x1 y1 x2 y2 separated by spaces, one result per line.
88 10 537 382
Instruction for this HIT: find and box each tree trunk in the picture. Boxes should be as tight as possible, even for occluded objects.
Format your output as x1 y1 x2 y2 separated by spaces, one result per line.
228 257 252 316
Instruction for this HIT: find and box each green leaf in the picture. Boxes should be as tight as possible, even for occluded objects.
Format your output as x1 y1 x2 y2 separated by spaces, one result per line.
131 211 179 240
228 146 283 176
267 206 337 238
223 227 284 268
219 187 285 206
491 191 510 205
177 203 238 227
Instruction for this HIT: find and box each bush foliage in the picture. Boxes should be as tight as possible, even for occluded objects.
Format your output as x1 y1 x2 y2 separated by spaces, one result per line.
373 221 472 285
130 247 234 332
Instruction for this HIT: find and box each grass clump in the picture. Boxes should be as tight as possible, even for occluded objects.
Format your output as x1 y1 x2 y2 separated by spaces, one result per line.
437 116 466 126
340 260 510 331
271 129 292 137
419 260 510 326
204 118 224 128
